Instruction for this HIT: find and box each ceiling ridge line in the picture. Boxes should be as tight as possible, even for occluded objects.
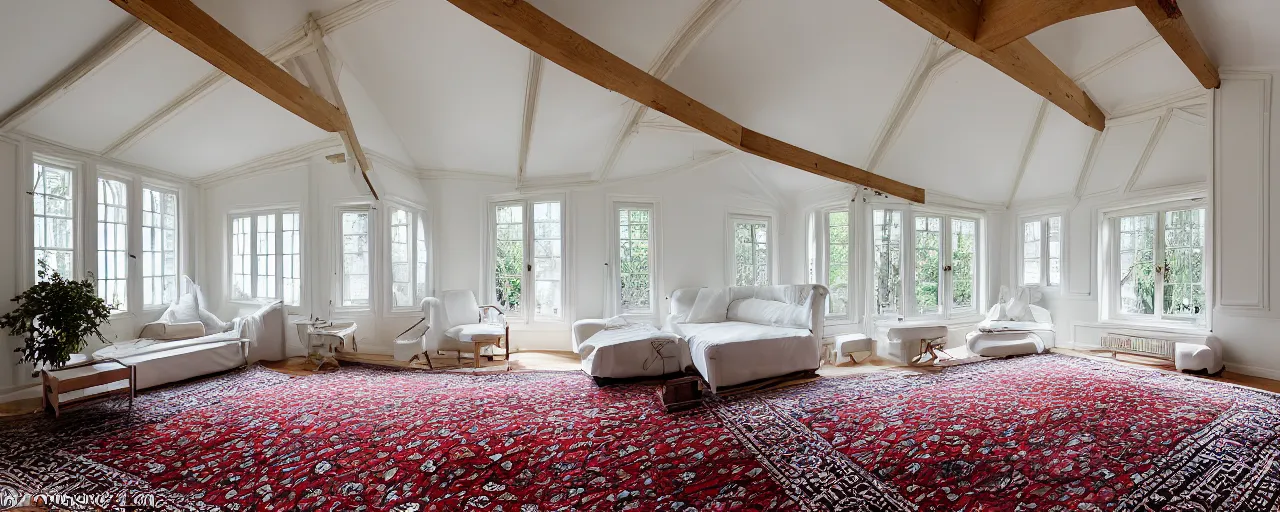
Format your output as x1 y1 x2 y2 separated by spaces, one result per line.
1073 129 1107 200
193 135 345 187
1123 107 1174 194
737 160 783 207
11 130 193 186
1006 99 1051 209
1073 35 1163 83
602 150 736 188
516 53 544 186
0 20 152 133
864 38 945 173
592 0 741 183
1108 86 1208 121
99 0 397 158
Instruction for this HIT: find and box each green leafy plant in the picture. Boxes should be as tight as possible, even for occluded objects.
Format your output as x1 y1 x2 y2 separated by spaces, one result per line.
0 261 113 369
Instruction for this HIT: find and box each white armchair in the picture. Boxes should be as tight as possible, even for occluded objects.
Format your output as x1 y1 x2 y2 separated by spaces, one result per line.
394 290 509 366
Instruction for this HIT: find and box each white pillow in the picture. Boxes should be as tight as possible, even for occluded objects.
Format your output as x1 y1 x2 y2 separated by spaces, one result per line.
161 292 201 325
686 288 731 324
1004 288 1035 322
177 276 230 333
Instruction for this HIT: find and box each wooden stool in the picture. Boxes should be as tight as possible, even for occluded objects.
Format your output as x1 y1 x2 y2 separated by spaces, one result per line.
468 333 507 369
42 359 135 418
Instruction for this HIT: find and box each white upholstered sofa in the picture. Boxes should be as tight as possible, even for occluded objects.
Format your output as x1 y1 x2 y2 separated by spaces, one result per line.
665 285 827 392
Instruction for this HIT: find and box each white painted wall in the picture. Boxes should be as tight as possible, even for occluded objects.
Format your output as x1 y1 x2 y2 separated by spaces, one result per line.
200 156 428 356
427 160 784 351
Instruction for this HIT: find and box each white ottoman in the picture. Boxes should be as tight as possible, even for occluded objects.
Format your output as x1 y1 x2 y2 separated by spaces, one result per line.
965 330 1045 358
1175 340 1224 375
574 319 689 380
834 333 873 364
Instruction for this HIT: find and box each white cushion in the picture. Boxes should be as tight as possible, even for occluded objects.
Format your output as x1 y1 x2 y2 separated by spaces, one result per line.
151 321 205 341
686 288 731 323
727 298 810 329
161 292 201 324
444 323 505 342
441 290 482 327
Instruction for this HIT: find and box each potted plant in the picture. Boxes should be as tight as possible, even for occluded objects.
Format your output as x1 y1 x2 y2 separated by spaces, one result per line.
0 261 113 371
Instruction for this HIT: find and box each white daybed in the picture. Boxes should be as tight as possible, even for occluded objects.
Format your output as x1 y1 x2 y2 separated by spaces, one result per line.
92 290 286 390
666 285 827 393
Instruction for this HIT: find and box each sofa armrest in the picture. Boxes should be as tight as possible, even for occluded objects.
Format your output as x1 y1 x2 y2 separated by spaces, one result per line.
139 321 167 339
572 319 608 354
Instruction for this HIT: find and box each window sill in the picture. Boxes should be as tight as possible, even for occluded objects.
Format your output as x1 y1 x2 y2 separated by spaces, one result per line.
873 315 985 329
1084 320 1210 337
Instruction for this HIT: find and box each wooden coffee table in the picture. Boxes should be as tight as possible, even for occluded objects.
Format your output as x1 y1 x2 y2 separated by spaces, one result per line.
42 359 135 417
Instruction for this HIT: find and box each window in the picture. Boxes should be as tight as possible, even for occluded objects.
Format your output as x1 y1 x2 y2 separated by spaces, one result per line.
492 199 563 322
824 209 850 317
141 187 178 306
97 178 128 310
231 210 302 307
614 203 655 315
873 208 980 320
872 209 903 316
730 216 771 286
1107 203 1206 325
33 162 75 280
388 205 430 310
1021 215 1062 287
339 208 370 308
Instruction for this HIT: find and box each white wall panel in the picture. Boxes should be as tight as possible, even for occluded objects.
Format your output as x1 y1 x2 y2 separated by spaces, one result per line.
1214 75 1271 313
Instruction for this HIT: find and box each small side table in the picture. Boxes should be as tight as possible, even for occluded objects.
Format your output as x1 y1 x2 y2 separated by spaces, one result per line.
42 359 135 418
295 321 358 371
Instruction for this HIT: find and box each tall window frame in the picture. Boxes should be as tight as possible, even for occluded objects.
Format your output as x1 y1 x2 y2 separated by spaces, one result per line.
96 176 130 311
815 207 853 321
489 196 567 324
610 200 659 319
728 214 773 287
1102 199 1208 327
386 202 431 313
871 206 983 321
1020 214 1064 288
337 205 373 310
140 186 180 307
32 160 78 282
229 208 303 309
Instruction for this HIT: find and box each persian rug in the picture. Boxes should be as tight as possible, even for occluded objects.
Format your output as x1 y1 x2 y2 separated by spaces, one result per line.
2 354 1279 511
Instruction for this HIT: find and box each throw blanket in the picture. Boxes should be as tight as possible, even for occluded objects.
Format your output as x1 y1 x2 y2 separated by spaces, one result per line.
93 331 244 360
579 323 684 376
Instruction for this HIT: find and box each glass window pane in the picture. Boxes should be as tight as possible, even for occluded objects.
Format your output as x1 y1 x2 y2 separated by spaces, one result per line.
618 207 653 314
33 164 75 281
96 178 128 311
1118 214 1156 315
1161 208 1206 322
950 218 976 311
873 209 902 316
732 218 769 287
416 215 429 303
1022 220 1041 285
826 210 849 316
142 188 179 305
532 201 562 319
340 210 370 307
914 216 942 315
389 207 413 308
494 204 524 317
281 212 302 307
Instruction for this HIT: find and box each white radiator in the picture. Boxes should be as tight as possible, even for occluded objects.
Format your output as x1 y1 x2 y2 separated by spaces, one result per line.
1101 333 1176 360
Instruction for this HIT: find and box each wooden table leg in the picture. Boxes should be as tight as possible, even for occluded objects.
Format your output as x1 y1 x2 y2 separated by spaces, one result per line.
473 343 482 369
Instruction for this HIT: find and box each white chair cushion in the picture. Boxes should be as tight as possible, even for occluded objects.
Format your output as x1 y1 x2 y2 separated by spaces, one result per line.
686 288 731 323
160 292 201 324
445 323 505 342
441 290 482 327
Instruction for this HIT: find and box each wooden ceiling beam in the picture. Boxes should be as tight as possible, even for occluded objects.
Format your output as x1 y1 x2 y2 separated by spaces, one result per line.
880 0 1106 130
976 0 1134 50
1134 0 1219 89
447 0 926 203
107 0 346 132
305 17 377 199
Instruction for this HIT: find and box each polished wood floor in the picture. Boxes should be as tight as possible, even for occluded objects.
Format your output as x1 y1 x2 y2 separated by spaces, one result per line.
3 347 1276 417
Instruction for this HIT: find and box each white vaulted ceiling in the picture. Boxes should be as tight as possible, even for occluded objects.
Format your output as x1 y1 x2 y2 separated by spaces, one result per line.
0 0 1251 202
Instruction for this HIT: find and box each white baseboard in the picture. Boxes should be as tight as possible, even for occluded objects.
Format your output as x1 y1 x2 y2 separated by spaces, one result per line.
1220 361 1280 381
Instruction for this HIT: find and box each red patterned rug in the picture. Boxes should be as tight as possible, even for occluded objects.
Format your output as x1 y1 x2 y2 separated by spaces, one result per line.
2 354 1279 510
